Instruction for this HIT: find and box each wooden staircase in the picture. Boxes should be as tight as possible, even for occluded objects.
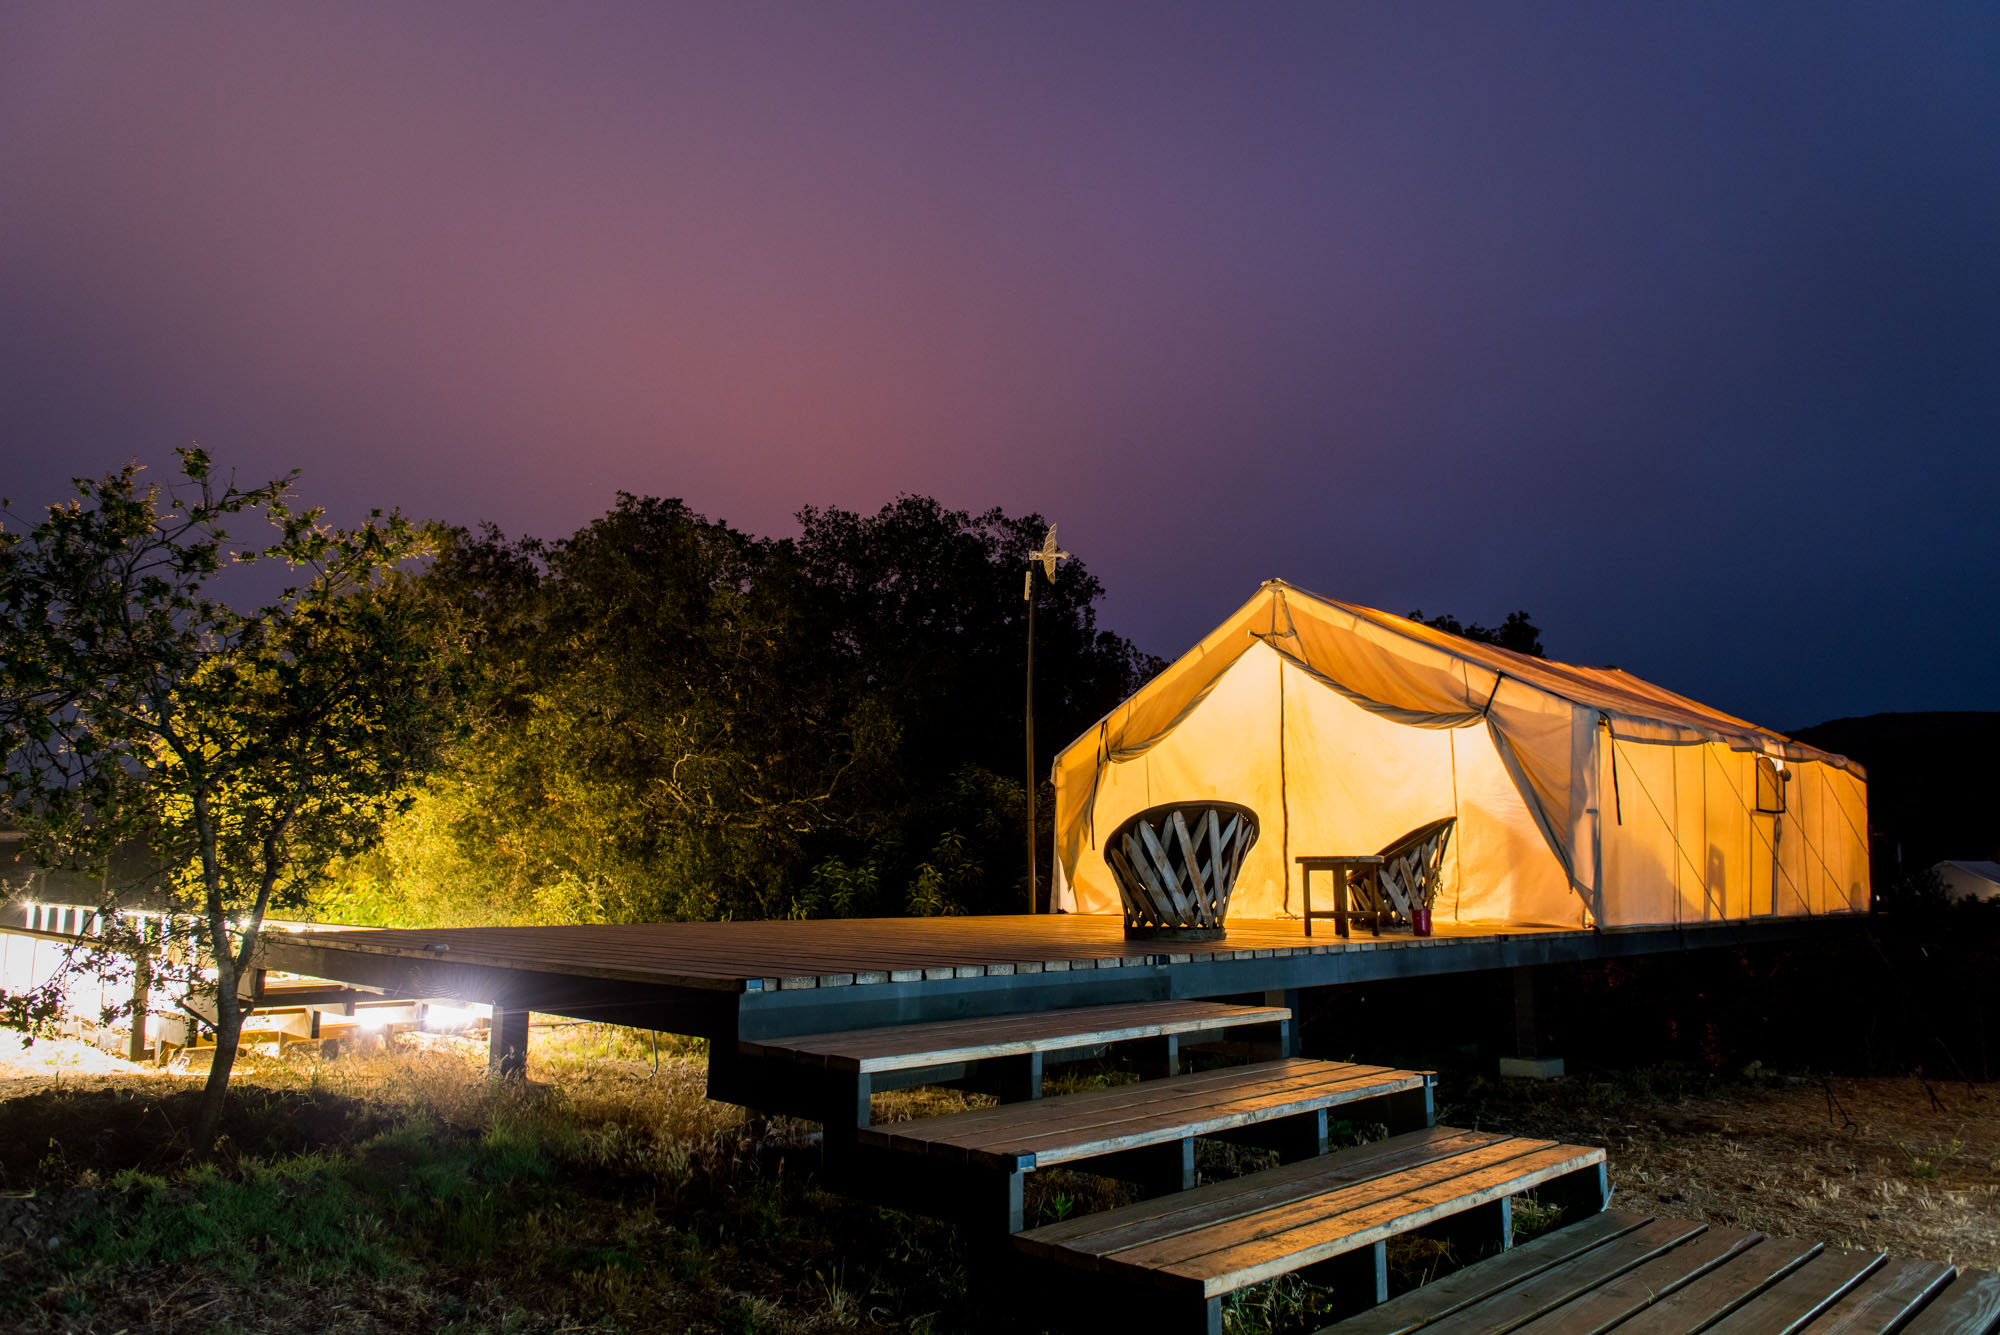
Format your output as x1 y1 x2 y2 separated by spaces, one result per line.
851 1057 1436 1232
710 995 1609 1332
701 989 1999 1334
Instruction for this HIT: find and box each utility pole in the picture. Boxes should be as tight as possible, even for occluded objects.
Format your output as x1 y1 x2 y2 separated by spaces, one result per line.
1024 525 1069 913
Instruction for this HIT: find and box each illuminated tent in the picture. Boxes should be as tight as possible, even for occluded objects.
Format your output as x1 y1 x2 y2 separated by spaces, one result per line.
1052 581 1869 928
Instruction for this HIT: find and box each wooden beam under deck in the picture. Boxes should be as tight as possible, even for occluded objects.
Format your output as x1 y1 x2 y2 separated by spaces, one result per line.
255 912 1863 1043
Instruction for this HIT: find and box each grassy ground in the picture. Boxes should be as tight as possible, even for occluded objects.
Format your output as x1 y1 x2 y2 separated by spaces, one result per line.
0 1028 1994 1334
1443 1063 2000 1271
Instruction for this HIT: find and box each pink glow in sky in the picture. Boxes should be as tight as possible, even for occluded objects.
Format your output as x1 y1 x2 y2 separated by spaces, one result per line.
4 3 1998 728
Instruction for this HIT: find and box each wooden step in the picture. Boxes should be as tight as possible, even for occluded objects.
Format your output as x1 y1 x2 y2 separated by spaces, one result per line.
850 1058 1435 1233
1004 1124 1607 1335
743 998 1290 1074
863 1058 1429 1170
1320 1217 1998 1335
709 998 1295 1128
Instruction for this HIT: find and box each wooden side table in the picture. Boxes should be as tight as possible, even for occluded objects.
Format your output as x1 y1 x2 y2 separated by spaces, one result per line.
1296 855 1385 938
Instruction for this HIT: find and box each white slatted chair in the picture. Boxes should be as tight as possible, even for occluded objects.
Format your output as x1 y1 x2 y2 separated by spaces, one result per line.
1106 802 1259 942
1372 816 1456 924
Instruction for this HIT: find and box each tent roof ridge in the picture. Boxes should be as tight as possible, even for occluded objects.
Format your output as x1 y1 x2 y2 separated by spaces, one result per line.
1241 583 1856 769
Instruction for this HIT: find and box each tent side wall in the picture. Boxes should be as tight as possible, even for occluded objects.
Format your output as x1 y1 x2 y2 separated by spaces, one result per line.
1063 643 1584 926
1595 735 1870 925
1053 582 1870 930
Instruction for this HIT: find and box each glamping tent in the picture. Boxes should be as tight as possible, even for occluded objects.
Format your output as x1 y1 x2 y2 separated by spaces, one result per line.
1935 860 2000 902
1053 582 1869 929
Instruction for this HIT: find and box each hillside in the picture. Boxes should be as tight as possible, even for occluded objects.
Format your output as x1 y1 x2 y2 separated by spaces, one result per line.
1790 710 2000 888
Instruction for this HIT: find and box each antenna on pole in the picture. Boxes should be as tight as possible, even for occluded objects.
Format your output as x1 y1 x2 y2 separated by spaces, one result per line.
1024 524 1070 914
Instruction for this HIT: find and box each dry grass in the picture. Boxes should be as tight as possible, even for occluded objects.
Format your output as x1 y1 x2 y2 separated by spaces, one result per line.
4 1022 1995 1334
1448 1067 2000 1269
0 1022 959 1334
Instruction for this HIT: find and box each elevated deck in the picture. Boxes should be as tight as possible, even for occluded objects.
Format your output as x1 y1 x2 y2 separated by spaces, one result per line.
256 912 1856 1041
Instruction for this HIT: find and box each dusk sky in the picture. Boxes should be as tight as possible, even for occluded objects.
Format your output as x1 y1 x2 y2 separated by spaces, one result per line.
3 3 1996 732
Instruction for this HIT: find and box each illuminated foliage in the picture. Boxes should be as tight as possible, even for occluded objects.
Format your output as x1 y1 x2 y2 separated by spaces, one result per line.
0 450 470 1152
332 494 1159 926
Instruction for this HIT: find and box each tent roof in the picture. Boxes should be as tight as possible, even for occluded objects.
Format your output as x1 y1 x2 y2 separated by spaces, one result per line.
1313 588 1856 768
1057 580 1860 775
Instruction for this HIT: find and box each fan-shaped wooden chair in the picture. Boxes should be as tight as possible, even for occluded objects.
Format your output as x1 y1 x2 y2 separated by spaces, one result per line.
1299 816 1457 937
1106 801 1259 941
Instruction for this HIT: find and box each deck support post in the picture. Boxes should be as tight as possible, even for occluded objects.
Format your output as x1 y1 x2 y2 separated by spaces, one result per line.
840 1143 1027 1233
127 945 151 1063
1214 1107 1326 1163
1420 1197 1512 1266
980 1051 1044 1102
488 1004 529 1079
1499 967 1564 1079
1277 1108 1329 1162
818 1070 873 1163
1261 988 1302 1058
994 1170 1026 1235
1383 1071 1437 1132
1304 1241 1389 1319
1537 1160 1610 1227
1131 1033 1180 1080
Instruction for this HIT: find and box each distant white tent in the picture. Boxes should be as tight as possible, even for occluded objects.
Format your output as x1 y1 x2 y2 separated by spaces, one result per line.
1053 581 1870 929
1935 860 2000 902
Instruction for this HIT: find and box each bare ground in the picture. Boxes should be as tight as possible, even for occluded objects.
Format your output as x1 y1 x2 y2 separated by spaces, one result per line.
1446 1066 2000 1269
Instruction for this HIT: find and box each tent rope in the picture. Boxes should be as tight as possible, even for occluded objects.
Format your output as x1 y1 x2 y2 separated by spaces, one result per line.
1277 649 1291 914
1706 747 1861 911
1606 738 1728 915
1447 726 1464 922
1612 735 1813 915
1607 720 1624 824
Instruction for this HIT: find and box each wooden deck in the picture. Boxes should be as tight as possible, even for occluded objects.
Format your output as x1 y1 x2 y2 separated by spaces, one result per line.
266 914 1555 991
256 912 1860 1041
1324 1210 2000 1335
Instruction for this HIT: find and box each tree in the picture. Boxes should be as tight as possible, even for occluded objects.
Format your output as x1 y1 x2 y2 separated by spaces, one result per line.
325 493 1162 927
1408 607 1545 658
0 450 468 1153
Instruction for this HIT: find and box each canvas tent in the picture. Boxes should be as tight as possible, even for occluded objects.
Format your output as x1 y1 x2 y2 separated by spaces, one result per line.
1053 582 1869 929
1935 860 2000 902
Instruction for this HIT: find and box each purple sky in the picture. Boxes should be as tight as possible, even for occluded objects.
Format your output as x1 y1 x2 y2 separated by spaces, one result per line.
4 3 1996 731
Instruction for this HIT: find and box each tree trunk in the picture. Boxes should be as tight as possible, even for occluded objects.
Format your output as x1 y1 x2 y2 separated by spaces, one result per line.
126 942 152 1064
190 975 244 1157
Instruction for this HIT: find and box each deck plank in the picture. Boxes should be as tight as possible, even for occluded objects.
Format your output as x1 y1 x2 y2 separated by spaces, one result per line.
1809 1258 1959 1334
752 999 1289 1072
1700 1247 1884 1335
1021 1129 1507 1261
1506 1225 1766 1333
879 1069 1411 1162
1407 1217 1713 1335
1124 1143 1608 1297
1321 1210 1652 1335
994 1070 1420 1163
1605 1235 1822 1335
263 914 1575 991
864 1060 1404 1150
1901 1270 2000 1335
1118 1140 1584 1271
